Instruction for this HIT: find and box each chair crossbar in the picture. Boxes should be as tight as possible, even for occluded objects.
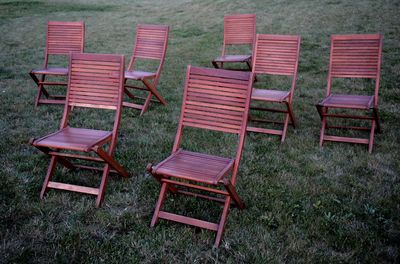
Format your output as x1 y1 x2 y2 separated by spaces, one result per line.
158 211 219 231
47 181 99 195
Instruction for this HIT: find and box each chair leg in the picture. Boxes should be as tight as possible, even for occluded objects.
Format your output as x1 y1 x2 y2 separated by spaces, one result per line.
35 75 47 107
319 115 327 147
151 182 168 227
40 156 58 199
142 79 167 106
215 196 231 247
223 181 244 209
368 120 376 154
140 93 153 116
212 61 220 69
281 113 290 143
373 108 381 133
287 102 297 128
95 164 111 207
93 146 129 178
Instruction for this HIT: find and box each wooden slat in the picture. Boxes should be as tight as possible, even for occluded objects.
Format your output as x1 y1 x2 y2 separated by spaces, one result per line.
47 181 99 195
158 211 219 231
323 135 369 144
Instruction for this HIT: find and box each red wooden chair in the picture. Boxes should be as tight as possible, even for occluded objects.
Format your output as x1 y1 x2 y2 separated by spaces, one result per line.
316 34 383 153
212 14 256 71
124 24 169 115
247 34 301 142
29 21 85 106
30 53 129 207
147 66 253 247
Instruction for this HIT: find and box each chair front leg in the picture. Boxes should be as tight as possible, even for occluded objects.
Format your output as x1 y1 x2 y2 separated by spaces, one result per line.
368 120 376 154
96 164 111 207
281 113 290 143
151 182 168 227
215 196 232 247
40 156 58 199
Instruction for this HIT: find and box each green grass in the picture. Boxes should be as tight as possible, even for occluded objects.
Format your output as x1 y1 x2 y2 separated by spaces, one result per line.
1 0 399 262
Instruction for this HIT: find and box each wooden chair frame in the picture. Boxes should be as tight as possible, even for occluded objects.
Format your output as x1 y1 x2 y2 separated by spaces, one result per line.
123 24 169 115
316 34 383 153
29 21 85 106
147 66 253 247
212 14 256 71
31 53 129 207
247 34 301 142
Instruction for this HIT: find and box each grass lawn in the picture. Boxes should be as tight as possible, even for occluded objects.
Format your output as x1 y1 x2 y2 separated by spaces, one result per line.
1 0 399 262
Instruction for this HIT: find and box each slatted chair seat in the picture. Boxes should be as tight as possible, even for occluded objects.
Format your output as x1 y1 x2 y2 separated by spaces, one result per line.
152 150 234 185
124 24 169 115
251 89 290 102
212 14 256 71
124 70 156 80
33 127 112 152
247 34 301 142
29 21 85 106
31 67 69 75
213 54 252 63
31 53 128 207
147 66 253 247
318 94 374 109
316 34 383 153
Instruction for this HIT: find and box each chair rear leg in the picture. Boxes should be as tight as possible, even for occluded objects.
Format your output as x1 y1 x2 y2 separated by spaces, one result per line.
140 93 153 116
373 108 381 133
95 164 111 208
368 120 376 154
35 74 47 107
40 156 58 199
215 196 231 247
319 115 327 147
287 102 297 128
151 182 168 227
281 113 290 143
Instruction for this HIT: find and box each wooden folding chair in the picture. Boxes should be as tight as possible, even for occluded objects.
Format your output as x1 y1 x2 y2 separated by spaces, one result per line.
247 34 301 142
30 53 129 207
123 24 169 115
147 66 253 247
212 14 256 71
29 21 85 107
316 34 383 153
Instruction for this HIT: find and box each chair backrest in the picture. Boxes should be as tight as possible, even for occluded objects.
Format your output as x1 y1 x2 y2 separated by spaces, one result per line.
44 21 85 66
128 24 169 82
252 34 301 99
61 53 125 151
327 34 383 106
172 66 253 184
222 14 256 55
